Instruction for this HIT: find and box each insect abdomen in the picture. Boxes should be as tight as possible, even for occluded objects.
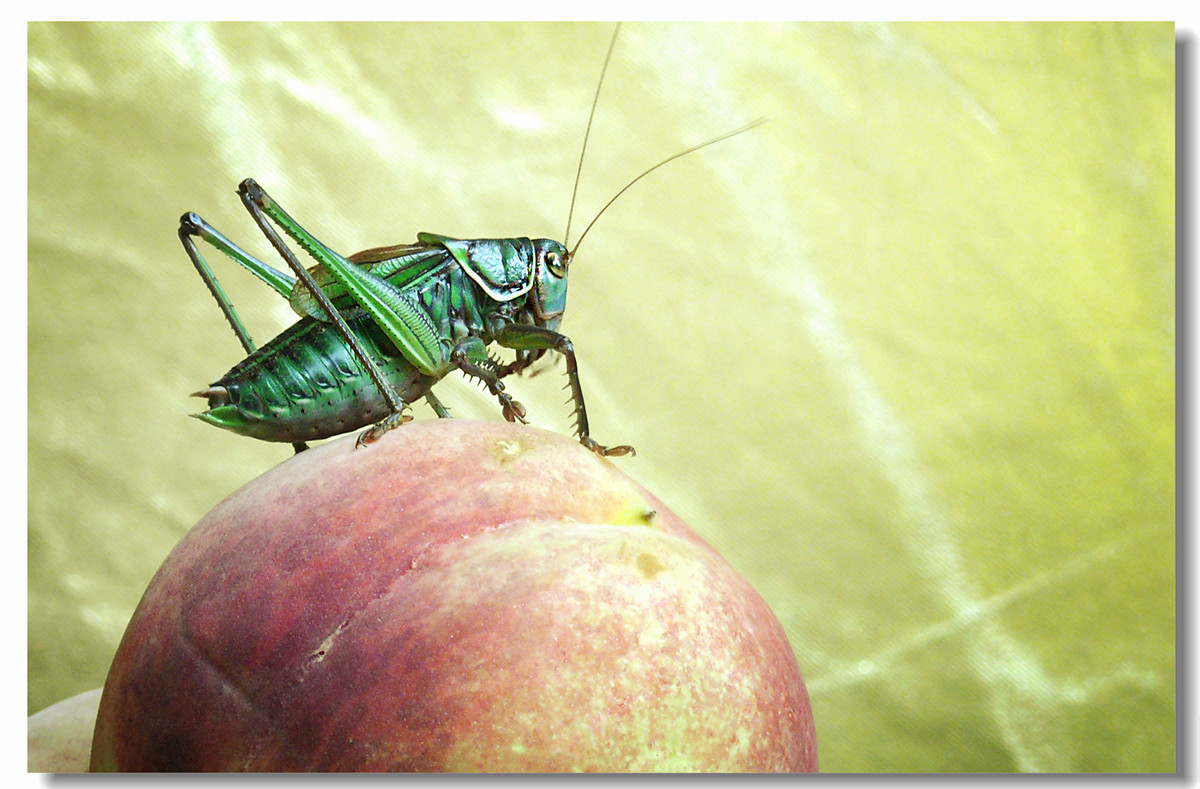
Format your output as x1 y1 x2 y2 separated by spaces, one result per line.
194 310 433 443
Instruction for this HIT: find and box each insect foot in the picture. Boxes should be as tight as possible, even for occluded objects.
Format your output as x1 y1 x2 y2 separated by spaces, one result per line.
355 409 414 449
500 394 528 425
580 436 636 458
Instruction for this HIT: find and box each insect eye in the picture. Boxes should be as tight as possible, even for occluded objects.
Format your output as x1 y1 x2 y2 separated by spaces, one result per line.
544 250 568 277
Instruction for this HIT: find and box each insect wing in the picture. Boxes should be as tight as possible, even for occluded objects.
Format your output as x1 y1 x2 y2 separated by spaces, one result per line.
289 244 450 321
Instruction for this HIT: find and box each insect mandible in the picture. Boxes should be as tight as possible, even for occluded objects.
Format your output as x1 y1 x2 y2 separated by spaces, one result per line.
179 25 763 457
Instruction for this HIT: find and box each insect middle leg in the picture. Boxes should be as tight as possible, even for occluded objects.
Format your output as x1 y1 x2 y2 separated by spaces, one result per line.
424 390 452 419
450 339 528 424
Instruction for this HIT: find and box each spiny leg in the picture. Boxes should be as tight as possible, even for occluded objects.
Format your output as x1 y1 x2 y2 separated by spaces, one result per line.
236 180 410 448
240 179 445 376
490 351 528 379
179 216 256 357
178 212 309 455
450 340 527 425
179 212 297 301
493 324 634 457
492 348 553 380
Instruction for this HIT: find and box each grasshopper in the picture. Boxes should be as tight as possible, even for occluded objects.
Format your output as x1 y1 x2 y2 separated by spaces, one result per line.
179 26 761 456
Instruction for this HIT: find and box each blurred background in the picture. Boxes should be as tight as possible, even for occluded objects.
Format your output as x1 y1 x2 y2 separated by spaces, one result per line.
28 22 1174 772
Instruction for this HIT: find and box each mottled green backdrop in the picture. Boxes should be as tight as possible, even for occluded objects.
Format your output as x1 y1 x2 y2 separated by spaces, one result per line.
28 22 1174 771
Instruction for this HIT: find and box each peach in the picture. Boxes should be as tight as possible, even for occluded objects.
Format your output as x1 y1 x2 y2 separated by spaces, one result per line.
90 420 816 772
28 688 103 772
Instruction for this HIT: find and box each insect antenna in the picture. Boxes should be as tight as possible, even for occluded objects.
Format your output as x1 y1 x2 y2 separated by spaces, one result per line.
565 23 621 250
569 117 768 260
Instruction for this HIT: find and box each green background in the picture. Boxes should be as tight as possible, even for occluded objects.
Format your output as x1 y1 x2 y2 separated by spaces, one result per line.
28 22 1174 772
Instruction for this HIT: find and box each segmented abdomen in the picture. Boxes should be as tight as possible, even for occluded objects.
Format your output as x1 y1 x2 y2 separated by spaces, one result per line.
195 309 433 443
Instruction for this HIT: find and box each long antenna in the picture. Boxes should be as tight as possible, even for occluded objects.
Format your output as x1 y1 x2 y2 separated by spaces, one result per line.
569 117 768 259
565 22 621 249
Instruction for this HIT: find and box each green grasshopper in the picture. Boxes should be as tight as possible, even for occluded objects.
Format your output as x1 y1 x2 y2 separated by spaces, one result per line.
179 27 761 456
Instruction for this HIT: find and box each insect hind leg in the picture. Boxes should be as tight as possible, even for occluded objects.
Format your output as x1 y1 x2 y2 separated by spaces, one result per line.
179 213 260 358
179 213 310 455
354 408 413 448
237 179 416 450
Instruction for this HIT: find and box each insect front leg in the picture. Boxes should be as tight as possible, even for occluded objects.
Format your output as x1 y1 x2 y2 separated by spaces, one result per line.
492 324 634 458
